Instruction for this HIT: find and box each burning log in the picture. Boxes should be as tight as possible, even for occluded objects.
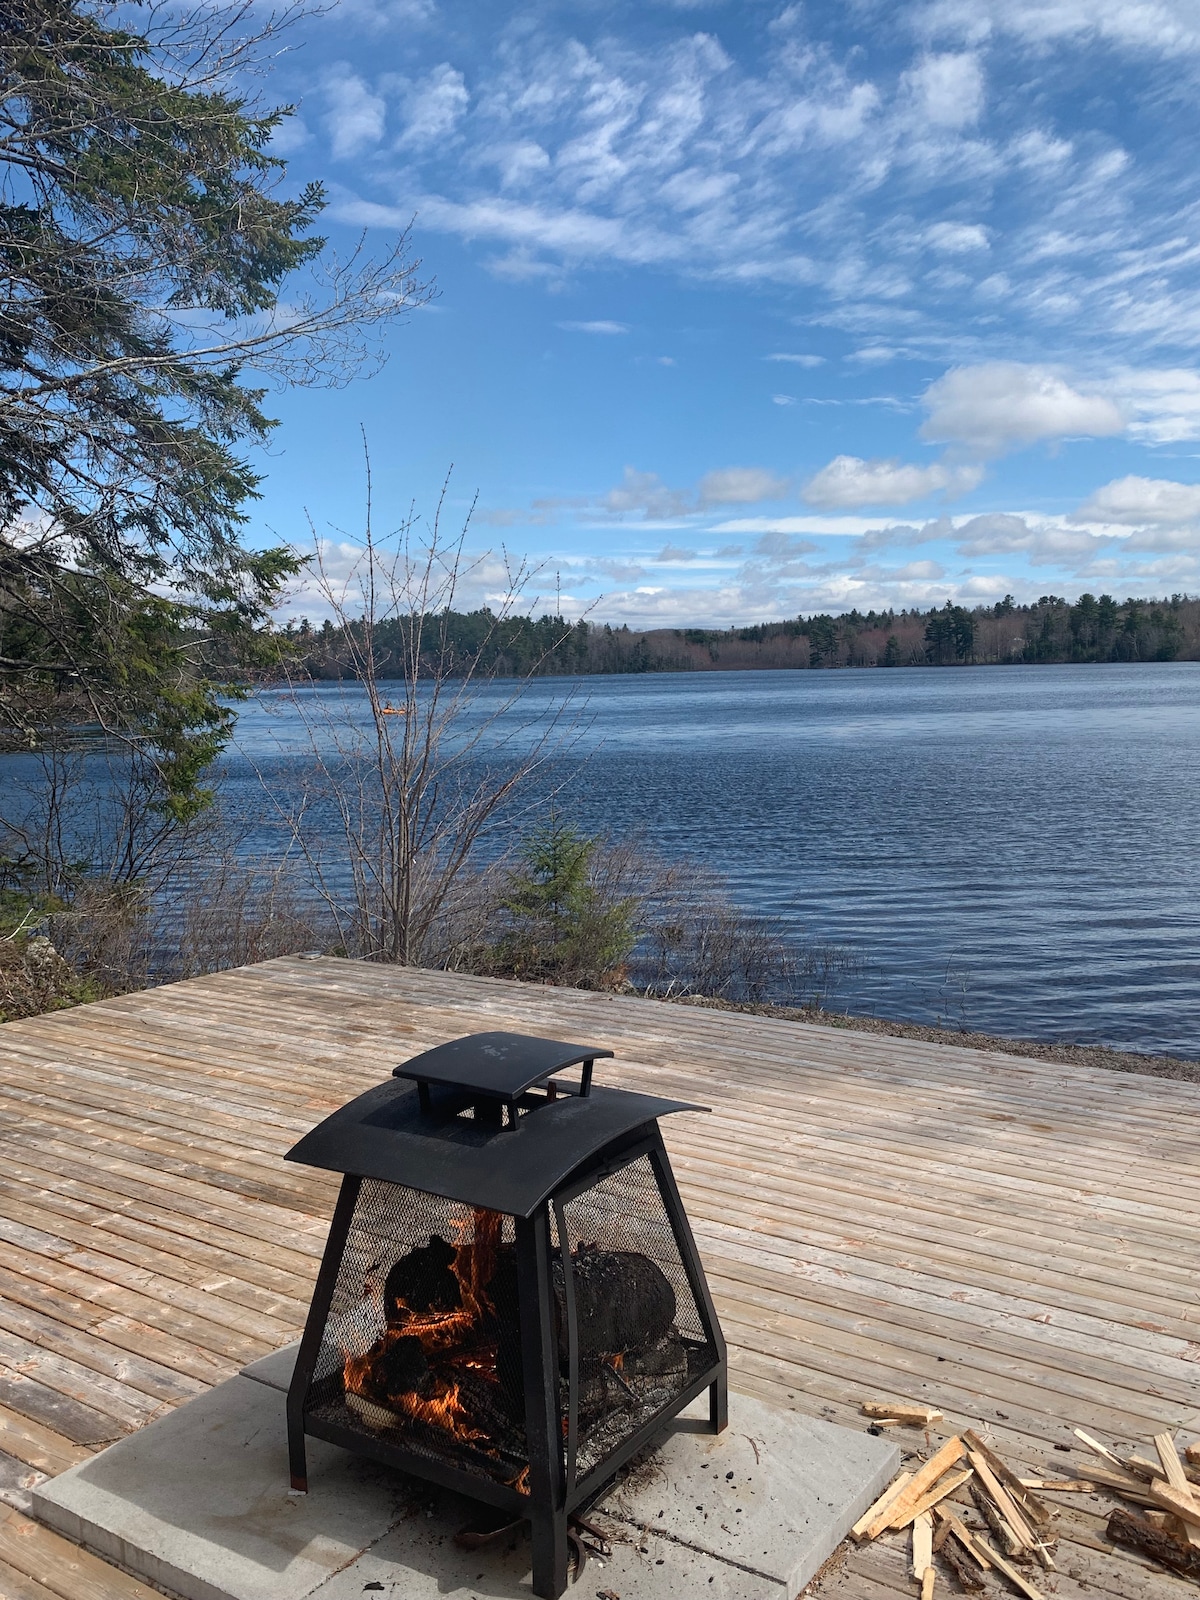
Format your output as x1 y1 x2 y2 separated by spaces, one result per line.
567 1248 676 1359
385 1234 460 1316
346 1215 686 1463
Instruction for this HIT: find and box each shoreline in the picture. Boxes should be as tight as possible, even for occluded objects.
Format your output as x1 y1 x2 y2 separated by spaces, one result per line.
650 991 1200 1084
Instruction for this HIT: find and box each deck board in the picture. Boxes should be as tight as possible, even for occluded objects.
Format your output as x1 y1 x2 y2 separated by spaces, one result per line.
1 956 1198 1599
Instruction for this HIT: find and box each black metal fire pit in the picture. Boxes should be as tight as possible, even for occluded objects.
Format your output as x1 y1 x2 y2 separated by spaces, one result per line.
285 1030 727 1599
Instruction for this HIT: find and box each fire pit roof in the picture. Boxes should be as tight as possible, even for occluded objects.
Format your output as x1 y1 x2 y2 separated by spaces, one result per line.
393 1030 614 1102
286 1034 705 1216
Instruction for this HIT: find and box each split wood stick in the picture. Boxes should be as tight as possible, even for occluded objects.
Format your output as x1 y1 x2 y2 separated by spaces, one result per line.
863 1438 966 1539
912 1512 934 1580
890 1468 975 1532
1070 1466 1159 1508
1072 1428 1129 1472
863 1401 944 1426
1105 1508 1200 1583
1153 1432 1200 1550
1187 1444 1200 1468
973 1534 1045 1600
1128 1452 1200 1487
966 1452 1037 1551
1018 1479 1099 1493
1146 1479 1200 1529
935 1511 993 1571
937 1536 985 1593
850 1470 914 1542
963 1430 1052 1528
970 1481 1025 1560
920 1567 935 1600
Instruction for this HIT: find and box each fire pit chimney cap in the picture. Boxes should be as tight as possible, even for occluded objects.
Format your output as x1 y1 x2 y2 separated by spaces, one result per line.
393 1030 614 1102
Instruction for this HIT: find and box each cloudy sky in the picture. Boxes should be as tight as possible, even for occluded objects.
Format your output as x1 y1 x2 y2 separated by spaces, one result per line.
256 0 1200 626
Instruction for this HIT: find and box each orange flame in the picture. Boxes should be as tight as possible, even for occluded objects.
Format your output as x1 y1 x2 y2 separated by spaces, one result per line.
343 1208 506 1451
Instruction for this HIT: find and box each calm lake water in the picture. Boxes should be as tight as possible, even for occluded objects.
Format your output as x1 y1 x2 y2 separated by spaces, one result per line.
223 663 1200 1059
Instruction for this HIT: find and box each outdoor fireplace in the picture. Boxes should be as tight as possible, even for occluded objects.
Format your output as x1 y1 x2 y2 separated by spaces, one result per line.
285 1031 727 1599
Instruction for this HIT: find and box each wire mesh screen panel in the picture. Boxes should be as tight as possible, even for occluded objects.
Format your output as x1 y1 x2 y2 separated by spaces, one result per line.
305 1179 530 1491
559 1153 718 1478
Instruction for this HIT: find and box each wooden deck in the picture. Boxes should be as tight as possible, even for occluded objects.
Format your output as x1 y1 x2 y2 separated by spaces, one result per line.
0 956 1197 1600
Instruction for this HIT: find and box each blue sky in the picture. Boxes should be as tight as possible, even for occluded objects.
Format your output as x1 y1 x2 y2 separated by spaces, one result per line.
252 0 1200 626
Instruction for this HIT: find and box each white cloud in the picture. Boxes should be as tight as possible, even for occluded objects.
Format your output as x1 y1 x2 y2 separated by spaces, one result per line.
596 464 790 519
903 52 986 129
316 13 1200 361
772 393 797 405
327 0 436 30
1073 475 1200 525
322 66 387 160
951 512 1116 566
487 141 552 189
698 467 789 505
657 544 698 561
925 221 990 253
712 514 926 536
556 319 630 334
766 353 825 367
397 63 469 149
267 115 311 155
925 0 1200 56
602 469 691 519
803 454 984 508
921 362 1124 455
1110 368 1200 442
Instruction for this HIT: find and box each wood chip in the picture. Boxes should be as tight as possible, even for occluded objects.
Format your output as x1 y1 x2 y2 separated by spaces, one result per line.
912 1512 934 1580
1186 1444 1200 1468
863 1439 966 1539
862 1401 944 1426
851 1471 914 1541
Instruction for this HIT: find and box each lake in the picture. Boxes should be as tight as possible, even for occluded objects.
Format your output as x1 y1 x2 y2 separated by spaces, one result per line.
223 662 1200 1059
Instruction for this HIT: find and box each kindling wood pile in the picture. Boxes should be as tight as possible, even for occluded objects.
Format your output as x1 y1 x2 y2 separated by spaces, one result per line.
849 1400 1200 1597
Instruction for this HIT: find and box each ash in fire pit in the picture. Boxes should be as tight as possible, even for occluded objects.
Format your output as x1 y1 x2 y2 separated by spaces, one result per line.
286 1031 727 1599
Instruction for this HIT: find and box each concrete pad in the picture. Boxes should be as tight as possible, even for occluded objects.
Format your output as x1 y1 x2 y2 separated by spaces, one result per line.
32 1377 413 1600
239 1342 299 1395
34 1369 898 1600
603 1392 899 1596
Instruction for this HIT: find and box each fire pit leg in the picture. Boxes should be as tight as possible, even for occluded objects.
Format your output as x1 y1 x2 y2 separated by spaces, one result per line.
516 1211 569 1599
286 1176 362 1497
649 1136 729 1435
710 1369 728 1433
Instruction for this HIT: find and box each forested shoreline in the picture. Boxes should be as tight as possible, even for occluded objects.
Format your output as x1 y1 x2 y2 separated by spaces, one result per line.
281 591 1200 679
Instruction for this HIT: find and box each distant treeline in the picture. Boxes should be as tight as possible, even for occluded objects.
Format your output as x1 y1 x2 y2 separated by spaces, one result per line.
279 592 1200 678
